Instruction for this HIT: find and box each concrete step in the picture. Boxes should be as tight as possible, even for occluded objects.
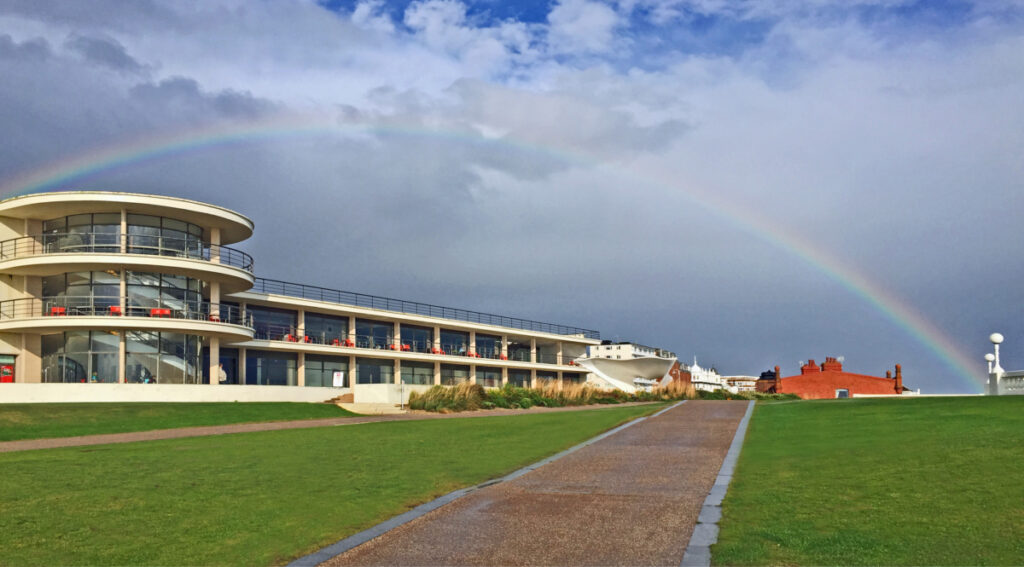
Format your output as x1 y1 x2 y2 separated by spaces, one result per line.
340 402 407 415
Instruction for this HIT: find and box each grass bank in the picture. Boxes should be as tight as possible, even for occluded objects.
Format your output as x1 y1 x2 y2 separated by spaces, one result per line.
714 396 1024 566
0 403 658 566
0 402 357 442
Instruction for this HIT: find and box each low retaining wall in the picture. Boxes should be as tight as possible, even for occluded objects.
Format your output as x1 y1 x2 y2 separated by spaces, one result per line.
0 383 347 404
352 383 434 405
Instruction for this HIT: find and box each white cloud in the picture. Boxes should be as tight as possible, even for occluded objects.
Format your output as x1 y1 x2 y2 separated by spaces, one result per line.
351 0 395 34
547 0 622 54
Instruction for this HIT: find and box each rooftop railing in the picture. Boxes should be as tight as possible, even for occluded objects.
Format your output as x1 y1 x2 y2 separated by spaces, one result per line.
249 277 601 339
0 233 254 273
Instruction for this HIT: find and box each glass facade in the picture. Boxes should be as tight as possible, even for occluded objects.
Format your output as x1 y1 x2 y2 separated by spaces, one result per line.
42 213 121 253
306 355 348 387
400 325 432 353
356 357 393 384
508 341 531 362
508 370 531 387
203 348 240 384
41 213 205 257
245 350 297 385
536 371 557 383
41 270 205 316
563 372 582 384
476 366 501 388
250 305 298 340
400 361 434 385
440 363 469 385
475 335 501 358
125 331 202 384
304 313 347 345
355 319 393 349
440 330 469 356
41 331 119 383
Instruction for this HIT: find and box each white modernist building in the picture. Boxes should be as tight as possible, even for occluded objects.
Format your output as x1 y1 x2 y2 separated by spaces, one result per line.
687 358 736 393
0 191 601 403
578 341 678 393
985 333 1024 396
588 341 676 360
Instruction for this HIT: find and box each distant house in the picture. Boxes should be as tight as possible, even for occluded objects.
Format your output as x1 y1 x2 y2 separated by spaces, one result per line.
757 357 911 399
724 375 758 392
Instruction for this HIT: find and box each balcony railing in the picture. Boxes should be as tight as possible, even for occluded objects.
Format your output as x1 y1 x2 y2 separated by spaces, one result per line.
250 277 600 340
0 233 254 273
0 296 252 328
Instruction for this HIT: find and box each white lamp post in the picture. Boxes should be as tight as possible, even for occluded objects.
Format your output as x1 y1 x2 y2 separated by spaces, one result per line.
985 353 995 374
989 333 1004 396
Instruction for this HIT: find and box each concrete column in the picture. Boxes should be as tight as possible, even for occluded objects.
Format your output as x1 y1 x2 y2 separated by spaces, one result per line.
530 369 537 389
238 347 247 384
433 326 441 352
297 351 305 387
17 334 41 384
349 355 356 386
119 208 127 254
557 370 564 391
470 364 477 385
209 336 220 385
434 361 441 385
501 366 509 387
394 321 401 350
557 341 563 365
394 358 401 384
119 269 126 316
118 331 126 383
469 331 476 356
297 309 304 339
501 336 508 358
530 339 537 363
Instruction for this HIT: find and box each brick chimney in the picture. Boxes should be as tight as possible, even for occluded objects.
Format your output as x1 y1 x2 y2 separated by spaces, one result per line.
801 360 820 374
886 370 892 379
821 357 843 372
894 364 903 394
774 365 782 393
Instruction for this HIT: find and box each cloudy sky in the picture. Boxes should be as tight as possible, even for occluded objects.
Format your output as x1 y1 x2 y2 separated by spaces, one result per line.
1 0 1022 392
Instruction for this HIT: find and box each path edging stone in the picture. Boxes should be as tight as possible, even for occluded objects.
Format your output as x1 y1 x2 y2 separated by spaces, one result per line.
288 400 688 567
681 400 755 567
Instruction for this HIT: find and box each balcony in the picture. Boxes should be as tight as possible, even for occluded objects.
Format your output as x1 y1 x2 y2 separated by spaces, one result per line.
0 296 254 340
0 233 255 292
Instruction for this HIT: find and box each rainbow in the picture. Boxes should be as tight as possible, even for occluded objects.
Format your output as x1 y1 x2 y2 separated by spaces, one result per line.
0 113 984 392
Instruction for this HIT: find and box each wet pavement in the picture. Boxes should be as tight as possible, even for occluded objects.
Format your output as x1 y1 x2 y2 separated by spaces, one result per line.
324 400 749 567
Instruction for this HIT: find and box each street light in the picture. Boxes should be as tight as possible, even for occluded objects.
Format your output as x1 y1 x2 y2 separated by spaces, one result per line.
985 352 995 374
990 333 1004 373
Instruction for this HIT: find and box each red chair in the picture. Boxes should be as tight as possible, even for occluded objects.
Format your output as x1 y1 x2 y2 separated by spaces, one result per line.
109 305 122 316
303 335 312 343
344 339 354 347
500 354 508 361
49 306 67 316
388 344 398 351
150 308 170 318
401 344 411 352
331 338 341 346
285 334 298 342
208 313 220 322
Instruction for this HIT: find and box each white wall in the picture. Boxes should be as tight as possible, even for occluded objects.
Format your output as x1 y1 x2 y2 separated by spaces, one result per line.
0 383 347 403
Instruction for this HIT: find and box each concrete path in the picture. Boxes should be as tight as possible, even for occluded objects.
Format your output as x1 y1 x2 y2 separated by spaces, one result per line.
0 402 656 453
323 400 749 567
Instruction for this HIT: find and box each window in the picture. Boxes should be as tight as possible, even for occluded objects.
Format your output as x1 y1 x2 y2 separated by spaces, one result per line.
355 319 393 349
304 313 347 345
476 366 501 388
401 325 432 353
41 331 122 383
245 350 297 386
836 389 850 399
440 330 469 356
356 357 393 384
305 355 348 387
249 306 298 341
508 370 530 388
440 364 469 385
475 334 501 358
125 331 202 384
401 361 434 385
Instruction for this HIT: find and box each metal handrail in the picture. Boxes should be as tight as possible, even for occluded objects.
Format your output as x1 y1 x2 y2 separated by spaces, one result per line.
250 277 600 339
0 232 254 273
0 296 253 328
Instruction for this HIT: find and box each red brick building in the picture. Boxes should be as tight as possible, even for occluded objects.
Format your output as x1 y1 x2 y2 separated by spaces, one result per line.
757 357 909 399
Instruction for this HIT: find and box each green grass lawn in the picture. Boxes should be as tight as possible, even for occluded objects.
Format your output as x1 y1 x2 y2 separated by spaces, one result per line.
0 404 657 566
714 396 1024 566
0 402 358 441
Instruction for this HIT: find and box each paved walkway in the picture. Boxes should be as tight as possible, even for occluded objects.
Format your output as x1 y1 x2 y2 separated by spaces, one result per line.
324 400 749 567
0 402 655 453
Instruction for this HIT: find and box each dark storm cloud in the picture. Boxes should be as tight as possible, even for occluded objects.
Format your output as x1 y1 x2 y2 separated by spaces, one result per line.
0 34 50 61
64 33 148 74
129 77 278 120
